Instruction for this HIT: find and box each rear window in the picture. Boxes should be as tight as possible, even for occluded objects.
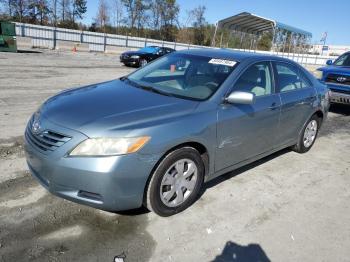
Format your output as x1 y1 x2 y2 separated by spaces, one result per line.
275 62 311 93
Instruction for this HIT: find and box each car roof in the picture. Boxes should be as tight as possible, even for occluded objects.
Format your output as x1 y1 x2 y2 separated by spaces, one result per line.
177 48 288 63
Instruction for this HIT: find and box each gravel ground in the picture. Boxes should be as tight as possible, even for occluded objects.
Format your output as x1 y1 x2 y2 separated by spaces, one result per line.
0 50 349 262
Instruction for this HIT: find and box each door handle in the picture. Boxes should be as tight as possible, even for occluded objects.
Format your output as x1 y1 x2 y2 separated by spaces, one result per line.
298 96 317 105
268 102 279 110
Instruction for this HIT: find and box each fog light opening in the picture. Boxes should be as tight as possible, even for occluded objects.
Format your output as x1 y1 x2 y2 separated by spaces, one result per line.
78 190 102 201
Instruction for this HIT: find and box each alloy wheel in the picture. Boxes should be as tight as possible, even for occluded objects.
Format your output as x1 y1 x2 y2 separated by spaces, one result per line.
140 59 147 67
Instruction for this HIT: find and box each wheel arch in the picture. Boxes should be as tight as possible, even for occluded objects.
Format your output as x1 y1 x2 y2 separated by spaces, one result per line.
314 110 324 121
298 109 324 138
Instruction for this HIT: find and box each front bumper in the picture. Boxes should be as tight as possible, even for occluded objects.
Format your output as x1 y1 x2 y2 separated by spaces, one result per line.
120 56 140 66
327 83 350 104
24 117 160 211
330 91 350 104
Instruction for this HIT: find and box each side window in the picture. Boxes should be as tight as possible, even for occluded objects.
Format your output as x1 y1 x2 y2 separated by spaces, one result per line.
334 53 350 66
234 62 273 97
298 69 313 88
275 62 310 93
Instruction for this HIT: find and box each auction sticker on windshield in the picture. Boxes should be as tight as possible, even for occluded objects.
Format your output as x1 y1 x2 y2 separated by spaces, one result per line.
209 59 237 67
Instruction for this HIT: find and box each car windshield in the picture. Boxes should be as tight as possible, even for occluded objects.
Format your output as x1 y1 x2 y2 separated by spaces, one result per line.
138 46 160 53
333 53 350 66
126 53 238 100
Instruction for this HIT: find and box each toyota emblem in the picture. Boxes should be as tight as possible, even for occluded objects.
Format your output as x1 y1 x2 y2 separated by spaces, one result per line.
32 118 41 134
336 76 347 83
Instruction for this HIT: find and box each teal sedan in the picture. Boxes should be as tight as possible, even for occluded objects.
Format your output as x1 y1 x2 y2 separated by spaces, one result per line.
25 49 329 216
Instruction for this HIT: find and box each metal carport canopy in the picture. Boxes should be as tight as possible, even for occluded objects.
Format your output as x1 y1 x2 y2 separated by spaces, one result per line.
217 12 312 37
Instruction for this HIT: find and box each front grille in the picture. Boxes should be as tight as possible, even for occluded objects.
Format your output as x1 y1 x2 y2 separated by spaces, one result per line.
325 74 350 85
329 87 350 95
330 95 350 104
25 120 71 153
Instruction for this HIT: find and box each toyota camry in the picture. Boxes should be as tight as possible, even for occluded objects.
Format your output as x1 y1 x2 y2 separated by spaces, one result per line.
25 49 330 216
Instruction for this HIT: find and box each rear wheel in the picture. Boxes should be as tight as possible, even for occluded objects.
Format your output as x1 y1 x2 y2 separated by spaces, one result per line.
145 147 204 216
293 114 321 153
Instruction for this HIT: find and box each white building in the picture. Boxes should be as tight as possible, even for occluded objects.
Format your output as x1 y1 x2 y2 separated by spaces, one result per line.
311 44 350 56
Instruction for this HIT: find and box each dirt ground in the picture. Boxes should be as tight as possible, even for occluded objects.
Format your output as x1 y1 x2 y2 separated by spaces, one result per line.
0 50 349 262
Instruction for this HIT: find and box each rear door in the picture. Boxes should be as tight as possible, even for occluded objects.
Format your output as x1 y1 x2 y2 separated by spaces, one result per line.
215 61 281 171
273 61 317 147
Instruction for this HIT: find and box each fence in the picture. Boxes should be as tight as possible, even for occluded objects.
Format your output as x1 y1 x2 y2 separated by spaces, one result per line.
15 22 334 66
14 22 207 52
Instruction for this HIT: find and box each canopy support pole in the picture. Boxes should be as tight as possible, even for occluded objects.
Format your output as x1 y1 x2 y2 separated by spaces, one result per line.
212 22 219 47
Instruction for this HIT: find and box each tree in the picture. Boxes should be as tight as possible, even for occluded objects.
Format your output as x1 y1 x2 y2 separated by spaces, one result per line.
59 0 70 21
0 0 16 18
191 5 207 45
51 0 57 25
149 0 178 40
121 0 150 35
28 0 51 25
95 0 109 32
257 31 272 51
121 0 138 30
149 0 161 32
72 0 86 23
111 0 123 32
11 0 28 22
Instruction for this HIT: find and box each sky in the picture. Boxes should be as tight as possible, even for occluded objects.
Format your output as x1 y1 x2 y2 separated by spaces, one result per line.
83 0 350 45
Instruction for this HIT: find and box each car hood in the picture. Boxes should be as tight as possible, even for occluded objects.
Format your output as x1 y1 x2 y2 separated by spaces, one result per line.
319 65 350 75
41 80 199 137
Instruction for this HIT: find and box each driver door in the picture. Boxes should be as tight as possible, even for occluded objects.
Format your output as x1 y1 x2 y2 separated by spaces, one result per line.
215 61 281 171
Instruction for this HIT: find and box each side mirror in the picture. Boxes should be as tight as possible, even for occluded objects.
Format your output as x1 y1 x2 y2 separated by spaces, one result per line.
326 59 333 65
225 91 255 105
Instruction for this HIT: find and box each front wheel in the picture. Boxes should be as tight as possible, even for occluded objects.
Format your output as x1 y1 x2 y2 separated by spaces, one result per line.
139 59 148 67
145 147 204 216
293 114 321 153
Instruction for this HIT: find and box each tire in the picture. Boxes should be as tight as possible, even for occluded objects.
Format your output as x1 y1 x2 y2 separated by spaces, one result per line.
145 147 204 217
292 114 321 153
139 59 148 67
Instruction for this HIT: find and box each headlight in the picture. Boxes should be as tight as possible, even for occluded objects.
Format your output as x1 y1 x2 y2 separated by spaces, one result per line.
69 137 150 156
313 69 323 79
130 55 140 59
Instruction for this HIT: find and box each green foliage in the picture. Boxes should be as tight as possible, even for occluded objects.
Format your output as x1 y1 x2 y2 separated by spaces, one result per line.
73 0 87 21
58 19 80 29
257 32 272 51
28 0 51 25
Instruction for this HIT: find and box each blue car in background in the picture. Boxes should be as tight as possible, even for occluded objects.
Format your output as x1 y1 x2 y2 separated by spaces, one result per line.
316 51 350 105
120 46 175 67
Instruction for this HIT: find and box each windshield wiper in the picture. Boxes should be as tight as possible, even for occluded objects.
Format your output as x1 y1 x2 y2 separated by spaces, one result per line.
123 78 175 98
119 76 128 81
139 84 176 98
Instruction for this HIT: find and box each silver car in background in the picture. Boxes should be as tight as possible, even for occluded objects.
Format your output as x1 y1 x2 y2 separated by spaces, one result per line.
25 49 329 216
